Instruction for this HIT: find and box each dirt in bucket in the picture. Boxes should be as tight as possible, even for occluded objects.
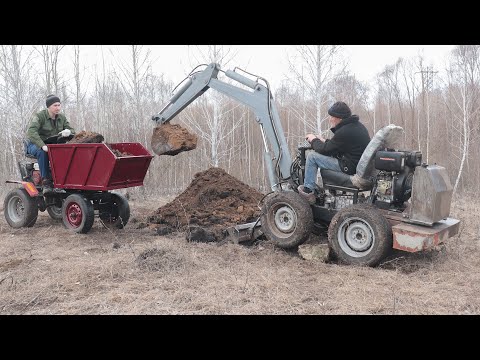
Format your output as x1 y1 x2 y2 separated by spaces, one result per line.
68 130 105 144
151 122 198 156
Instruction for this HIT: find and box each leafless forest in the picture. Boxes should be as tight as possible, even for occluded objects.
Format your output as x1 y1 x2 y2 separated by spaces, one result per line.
0 45 479 199
1 45 479 314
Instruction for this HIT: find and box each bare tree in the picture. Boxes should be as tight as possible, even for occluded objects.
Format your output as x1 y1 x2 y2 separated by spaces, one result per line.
376 60 409 147
182 45 244 168
287 45 348 134
34 45 65 96
0 45 40 177
399 57 420 149
110 45 153 143
444 45 480 194
71 45 89 131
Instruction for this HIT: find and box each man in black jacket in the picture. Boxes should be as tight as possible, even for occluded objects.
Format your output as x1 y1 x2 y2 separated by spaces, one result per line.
298 101 370 204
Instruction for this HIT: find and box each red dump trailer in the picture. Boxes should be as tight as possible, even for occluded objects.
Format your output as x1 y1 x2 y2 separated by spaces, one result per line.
4 142 153 234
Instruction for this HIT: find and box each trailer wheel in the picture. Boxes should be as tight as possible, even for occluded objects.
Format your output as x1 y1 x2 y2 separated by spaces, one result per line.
260 191 314 249
3 188 38 228
328 204 392 267
62 194 94 234
99 193 130 229
47 198 64 220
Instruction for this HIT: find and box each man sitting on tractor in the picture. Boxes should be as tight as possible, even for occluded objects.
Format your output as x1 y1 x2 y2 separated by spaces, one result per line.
298 101 371 204
25 94 75 194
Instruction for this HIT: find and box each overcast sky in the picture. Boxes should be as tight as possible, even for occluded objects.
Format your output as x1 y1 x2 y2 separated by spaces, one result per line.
66 45 455 92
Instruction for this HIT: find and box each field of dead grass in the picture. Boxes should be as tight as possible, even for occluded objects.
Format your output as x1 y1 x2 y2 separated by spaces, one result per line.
0 193 478 315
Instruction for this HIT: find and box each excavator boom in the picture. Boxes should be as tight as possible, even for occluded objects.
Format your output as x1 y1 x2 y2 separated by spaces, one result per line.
151 63 292 190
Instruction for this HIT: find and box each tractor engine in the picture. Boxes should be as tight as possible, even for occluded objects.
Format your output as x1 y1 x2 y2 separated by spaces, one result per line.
18 160 42 186
373 150 422 209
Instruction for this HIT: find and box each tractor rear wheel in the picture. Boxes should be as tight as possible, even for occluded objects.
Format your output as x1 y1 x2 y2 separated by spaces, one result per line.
62 194 94 234
260 191 314 249
99 193 130 229
3 188 38 228
328 204 392 267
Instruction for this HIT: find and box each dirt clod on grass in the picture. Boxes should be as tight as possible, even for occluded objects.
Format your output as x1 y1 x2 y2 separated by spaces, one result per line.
68 130 105 144
151 123 198 156
147 167 264 241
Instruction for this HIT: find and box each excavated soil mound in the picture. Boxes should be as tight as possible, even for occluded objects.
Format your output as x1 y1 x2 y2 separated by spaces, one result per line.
147 167 264 241
68 130 105 143
151 123 198 156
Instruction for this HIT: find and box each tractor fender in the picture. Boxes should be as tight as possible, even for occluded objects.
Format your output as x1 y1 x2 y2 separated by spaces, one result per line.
5 180 39 197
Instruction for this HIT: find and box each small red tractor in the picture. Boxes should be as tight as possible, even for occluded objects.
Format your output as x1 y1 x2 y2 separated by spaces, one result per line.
3 141 153 233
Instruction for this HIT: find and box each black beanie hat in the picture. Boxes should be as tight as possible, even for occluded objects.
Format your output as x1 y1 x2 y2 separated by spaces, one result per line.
46 94 61 108
328 101 351 119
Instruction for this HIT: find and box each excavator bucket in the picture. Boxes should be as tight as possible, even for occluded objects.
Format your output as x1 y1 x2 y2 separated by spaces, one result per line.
151 122 198 156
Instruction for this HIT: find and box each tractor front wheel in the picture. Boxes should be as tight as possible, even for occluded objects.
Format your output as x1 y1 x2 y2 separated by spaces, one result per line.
3 188 38 228
260 191 314 249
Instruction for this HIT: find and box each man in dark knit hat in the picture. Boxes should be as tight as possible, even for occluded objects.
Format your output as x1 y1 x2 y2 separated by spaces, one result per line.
25 94 75 194
298 101 370 204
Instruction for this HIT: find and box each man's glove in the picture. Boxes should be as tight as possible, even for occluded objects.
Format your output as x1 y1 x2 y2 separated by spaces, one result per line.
59 129 72 137
42 145 48 152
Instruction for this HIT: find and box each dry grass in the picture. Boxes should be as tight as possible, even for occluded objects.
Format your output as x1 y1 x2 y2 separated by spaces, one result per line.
0 194 478 315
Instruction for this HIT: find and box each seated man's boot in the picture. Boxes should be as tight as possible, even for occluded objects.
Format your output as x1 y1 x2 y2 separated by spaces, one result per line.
42 178 54 195
297 185 316 205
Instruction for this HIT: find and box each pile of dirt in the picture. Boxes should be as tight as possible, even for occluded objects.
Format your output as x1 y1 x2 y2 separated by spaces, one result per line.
68 130 105 144
151 123 198 156
147 167 264 241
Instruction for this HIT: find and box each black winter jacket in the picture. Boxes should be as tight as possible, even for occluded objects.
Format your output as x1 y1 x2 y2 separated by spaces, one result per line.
310 115 370 175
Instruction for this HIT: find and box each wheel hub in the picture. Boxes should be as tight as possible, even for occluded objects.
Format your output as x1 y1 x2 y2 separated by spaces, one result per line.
274 206 296 233
337 217 375 257
66 203 83 227
345 222 371 251
8 196 24 222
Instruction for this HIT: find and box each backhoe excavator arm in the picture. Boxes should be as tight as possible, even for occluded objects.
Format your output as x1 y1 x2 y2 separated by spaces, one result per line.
152 63 292 190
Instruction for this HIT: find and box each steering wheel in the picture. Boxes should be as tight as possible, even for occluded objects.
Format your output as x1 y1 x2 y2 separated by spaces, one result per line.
44 134 74 144
57 134 74 144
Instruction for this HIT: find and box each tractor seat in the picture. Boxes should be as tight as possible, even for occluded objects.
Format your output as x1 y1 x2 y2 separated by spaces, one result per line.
321 169 358 188
319 124 405 191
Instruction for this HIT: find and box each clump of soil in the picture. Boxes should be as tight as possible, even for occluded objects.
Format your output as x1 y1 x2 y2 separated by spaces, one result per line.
105 145 132 157
147 167 264 241
68 130 105 144
65 132 133 157
110 149 131 157
151 123 197 156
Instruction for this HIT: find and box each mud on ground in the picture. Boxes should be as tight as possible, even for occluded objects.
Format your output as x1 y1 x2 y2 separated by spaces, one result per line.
146 167 264 240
